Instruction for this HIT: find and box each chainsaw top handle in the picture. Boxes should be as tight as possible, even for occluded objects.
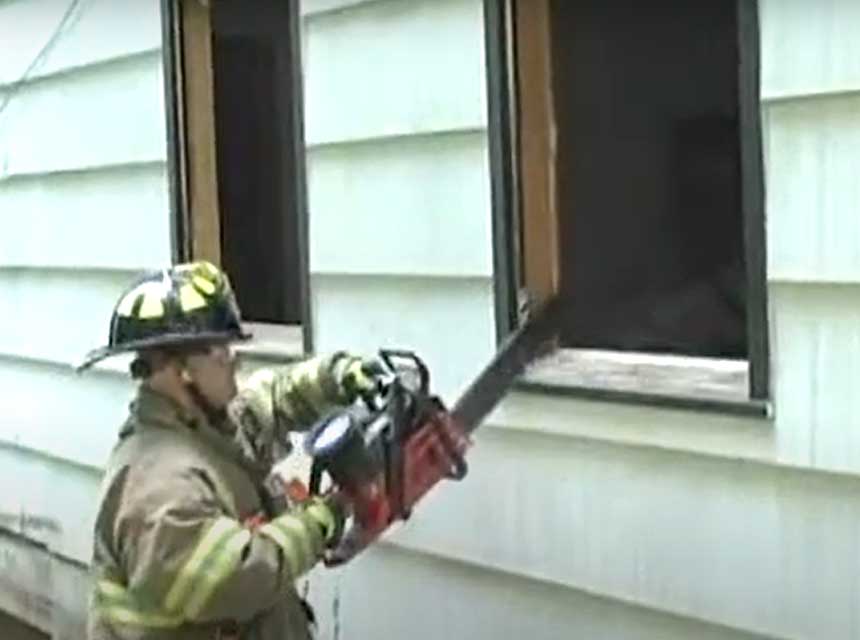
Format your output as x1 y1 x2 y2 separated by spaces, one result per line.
378 349 429 393
359 349 430 412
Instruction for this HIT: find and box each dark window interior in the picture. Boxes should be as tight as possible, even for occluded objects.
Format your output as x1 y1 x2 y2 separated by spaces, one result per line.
211 0 302 324
550 0 747 358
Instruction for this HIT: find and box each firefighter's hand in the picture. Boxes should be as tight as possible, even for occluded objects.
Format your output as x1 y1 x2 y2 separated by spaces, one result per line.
340 357 388 404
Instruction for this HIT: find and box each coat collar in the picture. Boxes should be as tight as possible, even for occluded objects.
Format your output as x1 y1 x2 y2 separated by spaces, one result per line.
123 385 269 479
126 385 204 434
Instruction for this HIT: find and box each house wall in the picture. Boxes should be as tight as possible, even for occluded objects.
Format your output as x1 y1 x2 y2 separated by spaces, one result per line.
300 1 860 639
0 1 168 637
303 0 497 403
1 0 859 639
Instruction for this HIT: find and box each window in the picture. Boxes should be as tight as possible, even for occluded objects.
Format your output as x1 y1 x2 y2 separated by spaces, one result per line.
161 0 309 352
485 0 769 411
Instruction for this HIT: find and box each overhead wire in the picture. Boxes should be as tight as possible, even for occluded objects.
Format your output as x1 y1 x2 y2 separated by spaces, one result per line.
0 0 86 120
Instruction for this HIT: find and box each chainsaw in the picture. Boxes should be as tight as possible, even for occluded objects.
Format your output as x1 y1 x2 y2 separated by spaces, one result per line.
278 298 561 565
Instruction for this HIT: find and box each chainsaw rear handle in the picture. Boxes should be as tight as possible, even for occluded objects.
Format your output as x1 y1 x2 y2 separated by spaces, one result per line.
323 410 471 567
357 349 430 413
303 347 472 566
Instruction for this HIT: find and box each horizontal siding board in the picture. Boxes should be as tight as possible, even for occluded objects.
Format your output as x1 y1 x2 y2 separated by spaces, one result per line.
487 392 774 463
49 554 89 640
0 163 171 269
308 131 492 277
760 0 860 100
311 274 495 400
307 545 771 640
0 535 88 640
0 532 53 635
0 268 138 366
770 282 860 473
303 0 487 145
0 357 131 470
0 51 167 178
769 284 815 468
387 428 860 640
0 444 103 564
765 95 860 282
0 0 161 86
300 0 376 16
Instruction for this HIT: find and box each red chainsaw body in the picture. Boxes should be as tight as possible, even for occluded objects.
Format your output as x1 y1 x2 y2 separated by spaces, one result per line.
327 408 471 564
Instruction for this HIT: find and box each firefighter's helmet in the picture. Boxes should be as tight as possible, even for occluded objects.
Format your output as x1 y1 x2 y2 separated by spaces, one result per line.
77 261 251 372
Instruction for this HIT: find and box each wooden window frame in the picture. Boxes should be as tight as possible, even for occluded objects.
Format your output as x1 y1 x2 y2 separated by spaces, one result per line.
160 0 312 359
483 0 771 416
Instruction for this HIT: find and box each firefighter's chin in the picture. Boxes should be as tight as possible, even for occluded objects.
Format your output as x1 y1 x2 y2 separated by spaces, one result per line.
188 374 238 411
182 364 238 410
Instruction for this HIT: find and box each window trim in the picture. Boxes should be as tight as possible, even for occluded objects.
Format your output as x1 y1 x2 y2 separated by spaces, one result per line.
737 0 769 401
483 0 772 410
284 0 314 354
160 0 188 263
520 350 771 418
484 0 521 341
234 322 305 363
160 0 314 354
172 0 221 264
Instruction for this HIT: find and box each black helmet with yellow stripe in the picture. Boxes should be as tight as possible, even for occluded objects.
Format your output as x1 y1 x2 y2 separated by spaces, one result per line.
77 261 250 372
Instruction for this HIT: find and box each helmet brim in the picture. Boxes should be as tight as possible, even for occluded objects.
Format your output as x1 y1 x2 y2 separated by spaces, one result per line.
76 330 252 373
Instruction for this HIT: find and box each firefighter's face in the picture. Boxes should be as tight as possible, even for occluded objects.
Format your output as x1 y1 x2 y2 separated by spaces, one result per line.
183 344 239 409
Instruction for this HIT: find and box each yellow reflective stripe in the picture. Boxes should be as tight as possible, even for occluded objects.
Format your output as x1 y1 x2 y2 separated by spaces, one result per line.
305 502 336 542
192 274 216 295
179 283 208 312
96 579 126 599
164 517 240 614
193 261 223 287
138 294 165 319
94 580 183 629
260 515 317 577
275 515 317 563
183 528 252 619
116 280 171 318
115 290 138 317
259 521 303 577
98 604 183 629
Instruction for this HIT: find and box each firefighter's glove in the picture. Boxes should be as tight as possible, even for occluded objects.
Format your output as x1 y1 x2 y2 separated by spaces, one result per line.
340 357 387 405
305 492 350 549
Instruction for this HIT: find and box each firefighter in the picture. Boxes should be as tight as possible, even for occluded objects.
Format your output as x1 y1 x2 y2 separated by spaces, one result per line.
78 261 384 640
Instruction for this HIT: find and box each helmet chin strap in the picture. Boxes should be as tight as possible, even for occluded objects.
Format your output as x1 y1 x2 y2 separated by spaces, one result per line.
182 373 229 428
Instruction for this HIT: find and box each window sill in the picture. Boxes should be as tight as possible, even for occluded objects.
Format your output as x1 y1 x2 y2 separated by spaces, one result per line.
235 323 305 364
516 349 772 418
